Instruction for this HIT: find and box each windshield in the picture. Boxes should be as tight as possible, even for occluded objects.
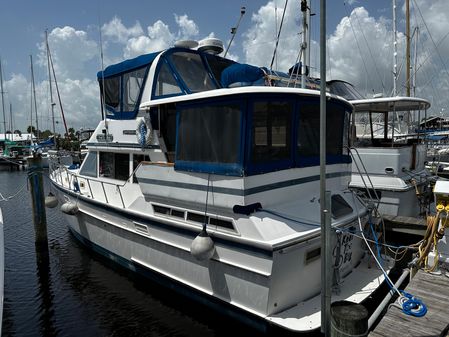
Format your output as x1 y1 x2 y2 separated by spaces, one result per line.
168 52 218 93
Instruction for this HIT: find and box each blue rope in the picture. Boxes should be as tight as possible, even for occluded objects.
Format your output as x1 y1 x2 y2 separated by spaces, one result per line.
400 291 427 317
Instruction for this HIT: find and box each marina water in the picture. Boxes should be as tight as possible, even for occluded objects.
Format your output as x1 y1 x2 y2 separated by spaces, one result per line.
0 170 269 337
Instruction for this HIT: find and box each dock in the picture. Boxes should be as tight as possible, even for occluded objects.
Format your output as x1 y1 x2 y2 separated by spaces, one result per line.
369 269 449 337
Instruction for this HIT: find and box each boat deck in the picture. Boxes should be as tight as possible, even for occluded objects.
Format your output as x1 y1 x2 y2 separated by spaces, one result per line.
369 269 449 337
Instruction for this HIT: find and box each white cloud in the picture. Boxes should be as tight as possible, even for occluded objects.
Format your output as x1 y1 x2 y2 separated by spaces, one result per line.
102 16 144 44
327 7 396 96
175 14 199 39
243 1 302 71
37 26 98 80
124 20 174 58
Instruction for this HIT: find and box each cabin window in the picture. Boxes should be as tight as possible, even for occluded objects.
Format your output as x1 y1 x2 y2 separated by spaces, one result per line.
79 152 97 177
155 61 183 96
169 52 216 92
123 67 146 111
297 100 350 165
159 104 177 158
251 101 292 163
103 77 120 111
176 102 242 174
99 152 129 181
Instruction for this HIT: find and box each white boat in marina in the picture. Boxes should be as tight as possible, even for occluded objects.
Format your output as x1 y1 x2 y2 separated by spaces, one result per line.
328 81 434 220
49 40 391 333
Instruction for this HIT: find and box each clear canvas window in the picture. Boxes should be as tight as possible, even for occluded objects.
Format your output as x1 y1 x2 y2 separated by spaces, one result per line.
155 62 183 96
79 152 97 177
169 52 216 92
123 67 146 111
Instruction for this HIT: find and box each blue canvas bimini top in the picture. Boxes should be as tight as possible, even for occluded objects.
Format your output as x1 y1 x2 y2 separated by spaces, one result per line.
97 51 160 79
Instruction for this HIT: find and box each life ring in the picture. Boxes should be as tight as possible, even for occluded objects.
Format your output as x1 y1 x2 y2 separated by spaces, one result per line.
136 117 152 147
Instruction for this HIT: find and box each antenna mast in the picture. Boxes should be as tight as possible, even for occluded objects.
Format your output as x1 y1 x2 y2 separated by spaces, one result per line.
224 7 246 58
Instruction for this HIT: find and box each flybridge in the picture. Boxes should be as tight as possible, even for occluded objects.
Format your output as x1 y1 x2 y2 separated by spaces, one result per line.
96 47 326 121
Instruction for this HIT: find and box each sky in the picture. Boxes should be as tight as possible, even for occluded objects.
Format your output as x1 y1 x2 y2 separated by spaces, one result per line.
0 0 448 135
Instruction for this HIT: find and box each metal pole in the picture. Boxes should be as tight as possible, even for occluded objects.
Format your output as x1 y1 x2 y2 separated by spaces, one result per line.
27 155 49 250
320 0 331 335
224 7 246 58
393 0 398 96
406 0 411 97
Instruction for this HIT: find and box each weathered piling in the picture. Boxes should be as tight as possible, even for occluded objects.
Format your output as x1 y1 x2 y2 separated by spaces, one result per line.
331 301 369 337
27 154 48 250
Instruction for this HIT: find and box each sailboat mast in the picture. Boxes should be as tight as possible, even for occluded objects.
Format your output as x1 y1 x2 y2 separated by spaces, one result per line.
300 0 310 88
0 58 6 139
46 30 56 135
9 103 13 137
406 0 411 97
392 0 398 96
30 55 39 140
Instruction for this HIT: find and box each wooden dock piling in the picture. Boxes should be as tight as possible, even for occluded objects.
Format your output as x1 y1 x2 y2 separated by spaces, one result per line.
27 155 48 249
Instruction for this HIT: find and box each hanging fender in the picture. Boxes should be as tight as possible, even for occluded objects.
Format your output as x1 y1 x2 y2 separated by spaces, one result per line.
136 117 152 147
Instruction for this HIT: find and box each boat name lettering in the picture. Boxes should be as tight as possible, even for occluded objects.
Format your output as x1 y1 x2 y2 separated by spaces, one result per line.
123 130 137 135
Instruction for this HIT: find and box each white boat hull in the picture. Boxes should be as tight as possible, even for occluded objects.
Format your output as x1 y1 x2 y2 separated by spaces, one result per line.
53 183 386 332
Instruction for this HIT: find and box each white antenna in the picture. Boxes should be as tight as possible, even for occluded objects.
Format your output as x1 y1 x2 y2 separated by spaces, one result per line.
99 20 107 131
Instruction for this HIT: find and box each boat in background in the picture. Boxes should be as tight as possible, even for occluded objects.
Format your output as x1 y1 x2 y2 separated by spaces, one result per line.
328 80 435 222
49 39 392 333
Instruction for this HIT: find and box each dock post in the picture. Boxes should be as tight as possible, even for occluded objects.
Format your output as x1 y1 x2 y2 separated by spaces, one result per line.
331 301 368 337
27 154 49 250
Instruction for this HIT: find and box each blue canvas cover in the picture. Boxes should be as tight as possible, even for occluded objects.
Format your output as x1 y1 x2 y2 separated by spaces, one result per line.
97 52 160 79
221 63 264 88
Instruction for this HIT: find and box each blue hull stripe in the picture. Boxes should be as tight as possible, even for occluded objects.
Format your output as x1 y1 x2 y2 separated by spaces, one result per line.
138 171 350 196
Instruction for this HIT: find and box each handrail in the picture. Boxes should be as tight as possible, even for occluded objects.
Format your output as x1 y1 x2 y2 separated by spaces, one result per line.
49 159 146 209
348 146 382 209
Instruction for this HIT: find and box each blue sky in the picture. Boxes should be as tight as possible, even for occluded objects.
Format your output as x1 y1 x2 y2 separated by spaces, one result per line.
0 0 448 133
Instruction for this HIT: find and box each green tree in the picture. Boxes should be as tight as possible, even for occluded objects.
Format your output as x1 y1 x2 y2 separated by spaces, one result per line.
27 125 36 135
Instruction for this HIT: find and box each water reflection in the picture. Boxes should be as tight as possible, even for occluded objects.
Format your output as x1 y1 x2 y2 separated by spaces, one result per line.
1 171 272 337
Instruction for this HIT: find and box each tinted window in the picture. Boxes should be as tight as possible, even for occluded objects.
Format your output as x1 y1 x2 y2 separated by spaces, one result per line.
177 103 241 163
251 101 292 162
103 77 120 110
99 152 129 181
297 101 349 159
